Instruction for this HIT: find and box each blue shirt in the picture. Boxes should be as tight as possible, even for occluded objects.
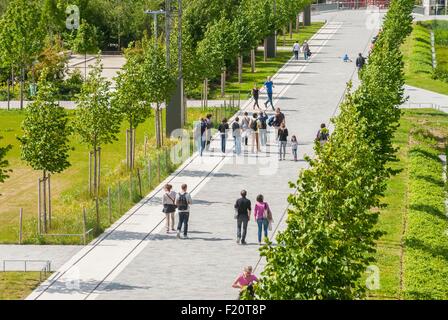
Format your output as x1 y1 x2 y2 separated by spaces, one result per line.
264 81 273 94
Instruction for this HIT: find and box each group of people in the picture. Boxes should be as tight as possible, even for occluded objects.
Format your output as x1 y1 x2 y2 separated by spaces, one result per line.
292 40 311 61
162 183 193 239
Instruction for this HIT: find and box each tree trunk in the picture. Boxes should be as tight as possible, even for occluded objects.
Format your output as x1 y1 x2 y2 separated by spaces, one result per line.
20 67 24 110
93 146 98 198
283 27 286 47
155 104 161 148
263 39 268 62
290 20 293 39
221 67 226 97
42 170 47 233
251 48 256 73
296 14 300 32
238 54 243 84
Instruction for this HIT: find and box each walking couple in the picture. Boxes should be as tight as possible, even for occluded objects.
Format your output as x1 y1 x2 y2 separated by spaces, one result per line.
234 190 274 246
162 183 193 239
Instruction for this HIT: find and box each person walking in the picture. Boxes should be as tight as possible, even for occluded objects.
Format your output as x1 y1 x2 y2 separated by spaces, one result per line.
241 112 250 147
258 111 268 147
193 117 205 157
273 107 286 138
263 76 275 111
291 135 298 162
250 113 260 153
293 41 301 60
254 194 273 245
205 114 213 151
302 40 310 60
252 84 261 110
175 184 193 239
316 123 330 146
232 117 242 155
232 266 258 299
278 122 288 161
234 190 251 245
356 53 366 73
162 184 177 233
218 118 229 154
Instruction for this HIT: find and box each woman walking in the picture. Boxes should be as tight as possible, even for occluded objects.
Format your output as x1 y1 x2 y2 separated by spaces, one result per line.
254 194 273 245
252 84 261 110
218 118 229 154
278 122 289 161
162 184 177 233
291 135 298 161
250 113 260 153
241 112 250 147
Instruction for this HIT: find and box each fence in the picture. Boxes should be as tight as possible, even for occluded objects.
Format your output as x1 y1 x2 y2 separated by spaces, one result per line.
311 0 390 13
1 260 51 282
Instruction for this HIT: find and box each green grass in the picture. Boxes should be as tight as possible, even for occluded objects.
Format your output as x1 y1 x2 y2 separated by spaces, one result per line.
368 109 448 300
402 22 448 94
0 272 45 300
0 107 237 244
206 22 325 100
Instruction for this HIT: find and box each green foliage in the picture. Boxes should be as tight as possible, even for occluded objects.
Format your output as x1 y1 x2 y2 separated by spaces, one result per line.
252 0 415 300
71 19 100 54
73 56 121 150
0 135 12 184
18 70 71 174
0 0 45 69
59 69 83 99
113 49 151 130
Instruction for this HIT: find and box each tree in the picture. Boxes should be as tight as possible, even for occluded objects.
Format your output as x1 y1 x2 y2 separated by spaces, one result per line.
141 38 176 148
73 56 121 227
113 49 151 169
18 69 71 233
0 0 45 109
0 136 12 185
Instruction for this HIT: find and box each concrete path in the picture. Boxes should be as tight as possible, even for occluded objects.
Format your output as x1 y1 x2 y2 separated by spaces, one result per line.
27 11 379 300
403 84 448 111
0 245 83 271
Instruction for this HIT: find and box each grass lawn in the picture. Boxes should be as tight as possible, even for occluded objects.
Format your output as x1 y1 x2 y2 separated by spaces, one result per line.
0 272 44 300
0 107 235 244
402 22 448 95
207 22 325 100
368 109 448 300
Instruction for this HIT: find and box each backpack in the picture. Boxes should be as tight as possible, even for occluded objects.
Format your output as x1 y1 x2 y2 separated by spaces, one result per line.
177 193 188 211
267 115 275 127
250 119 258 131
318 130 329 141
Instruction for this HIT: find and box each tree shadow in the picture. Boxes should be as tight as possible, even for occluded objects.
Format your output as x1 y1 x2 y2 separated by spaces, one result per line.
409 148 442 163
415 174 445 188
405 236 448 263
410 204 446 221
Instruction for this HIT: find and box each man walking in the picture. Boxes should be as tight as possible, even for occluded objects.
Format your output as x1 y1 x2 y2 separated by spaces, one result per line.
176 184 193 239
302 40 310 60
263 76 275 111
293 41 301 60
356 53 366 73
234 190 251 245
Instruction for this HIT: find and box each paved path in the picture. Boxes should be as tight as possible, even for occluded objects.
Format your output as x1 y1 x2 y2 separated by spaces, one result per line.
0 245 83 271
27 11 379 300
403 84 448 111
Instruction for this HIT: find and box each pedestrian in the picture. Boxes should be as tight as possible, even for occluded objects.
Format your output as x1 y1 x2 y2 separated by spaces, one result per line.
162 184 177 233
343 53 352 62
234 190 251 245
316 123 330 146
258 111 268 147
218 118 229 154
273 107 286 138
193 117 205 157
291 135 298 162
263 76 275 111
232 117 242 155
356 53 366 72
293 41 301 60
250 113 260 153
302 40 310 60
241 112 250 147
232 266 258 299
252 84 261 110
278 122 288 161
205 114 213 151
175 184 193 239
253 194 273 245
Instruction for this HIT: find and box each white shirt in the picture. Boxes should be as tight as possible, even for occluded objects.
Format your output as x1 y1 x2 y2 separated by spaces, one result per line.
293 43 300 52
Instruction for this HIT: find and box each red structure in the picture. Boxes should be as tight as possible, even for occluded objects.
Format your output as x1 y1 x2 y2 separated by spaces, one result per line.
338 0 390 9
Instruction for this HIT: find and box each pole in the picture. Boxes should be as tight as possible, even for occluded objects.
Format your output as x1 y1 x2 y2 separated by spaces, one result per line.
148 160 152 188
158 153 161 183
118 181 122 214
137 169 142 197
178 0 184 126
38 178 41 234
7 78 10 111
19 208 23 245
108 187 112 224
48 174 51 229
82 207 87 245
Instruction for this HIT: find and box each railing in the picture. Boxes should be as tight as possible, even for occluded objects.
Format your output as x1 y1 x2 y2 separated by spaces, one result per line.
41 228 94 245
1 260 51 282
402 102 444 110
312 1 390 13
413 5 425 15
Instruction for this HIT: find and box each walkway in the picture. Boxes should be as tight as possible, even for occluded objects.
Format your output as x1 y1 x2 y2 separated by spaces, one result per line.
27 11 380 300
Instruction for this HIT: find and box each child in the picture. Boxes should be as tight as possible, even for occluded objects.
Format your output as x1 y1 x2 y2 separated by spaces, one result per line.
291 135 298 161
343 53 352 63
252 84 260 110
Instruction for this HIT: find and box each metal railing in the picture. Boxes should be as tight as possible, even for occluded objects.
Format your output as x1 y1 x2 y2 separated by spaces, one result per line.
1 260 51 282
41 228 94 245
402 102 445 110
413 5 425 15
